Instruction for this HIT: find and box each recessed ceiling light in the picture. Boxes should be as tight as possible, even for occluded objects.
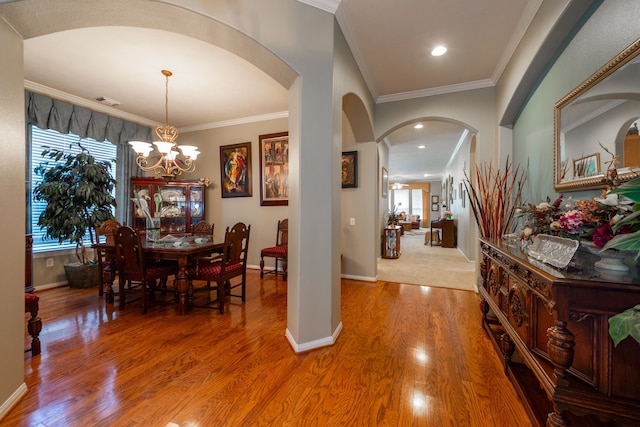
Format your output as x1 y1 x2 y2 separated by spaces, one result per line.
424 173 429 177
414 124 424 129
418 145 426 149
431 46 447 56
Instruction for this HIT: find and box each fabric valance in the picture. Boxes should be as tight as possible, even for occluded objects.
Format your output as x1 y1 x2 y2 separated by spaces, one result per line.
25 91 152 145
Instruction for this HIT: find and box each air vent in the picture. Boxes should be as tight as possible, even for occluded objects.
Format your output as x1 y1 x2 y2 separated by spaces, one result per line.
95 96 121 107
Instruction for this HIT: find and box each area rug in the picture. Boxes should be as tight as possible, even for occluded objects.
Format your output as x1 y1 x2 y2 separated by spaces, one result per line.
403 228 427 236
377 232 478 292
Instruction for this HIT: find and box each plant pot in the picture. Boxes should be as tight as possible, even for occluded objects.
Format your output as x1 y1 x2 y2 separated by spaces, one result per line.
64 262 100 288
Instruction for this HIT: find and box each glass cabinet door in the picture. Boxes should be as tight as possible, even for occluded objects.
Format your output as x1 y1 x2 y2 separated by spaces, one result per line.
158 184 187 233
189 187 204 229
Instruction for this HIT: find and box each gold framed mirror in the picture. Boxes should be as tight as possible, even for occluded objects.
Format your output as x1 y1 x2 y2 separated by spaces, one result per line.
554 37 640 192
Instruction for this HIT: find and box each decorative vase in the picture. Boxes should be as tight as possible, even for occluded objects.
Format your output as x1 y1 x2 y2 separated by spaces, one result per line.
146 216 161 241
581 241 634 272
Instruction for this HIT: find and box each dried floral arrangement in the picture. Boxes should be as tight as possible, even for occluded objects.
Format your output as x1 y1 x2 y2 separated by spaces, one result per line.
463 158 527 240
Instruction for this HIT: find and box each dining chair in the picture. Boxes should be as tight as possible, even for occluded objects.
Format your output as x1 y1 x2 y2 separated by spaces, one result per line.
191 220 214 239
260 218 288 280
94 219 121 296
190 222 251 313
113 226 178 314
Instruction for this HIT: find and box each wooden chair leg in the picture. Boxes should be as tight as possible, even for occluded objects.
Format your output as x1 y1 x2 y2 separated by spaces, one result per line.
260 255 265 278
282 258 288 281
26 303 42 356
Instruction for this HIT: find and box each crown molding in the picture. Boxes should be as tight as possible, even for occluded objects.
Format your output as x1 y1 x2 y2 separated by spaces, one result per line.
377 79 494 104
181 111 289 133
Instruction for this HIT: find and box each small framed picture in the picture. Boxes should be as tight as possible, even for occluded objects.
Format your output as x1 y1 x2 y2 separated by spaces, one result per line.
341 151 358 188
431 195 439 204
431 203 439 212
573 153 600 178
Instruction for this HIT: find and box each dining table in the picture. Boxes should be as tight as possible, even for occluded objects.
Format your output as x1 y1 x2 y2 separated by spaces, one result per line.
93 237 223 315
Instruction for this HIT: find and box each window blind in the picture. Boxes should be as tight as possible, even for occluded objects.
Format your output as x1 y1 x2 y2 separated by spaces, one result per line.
30 125 117 252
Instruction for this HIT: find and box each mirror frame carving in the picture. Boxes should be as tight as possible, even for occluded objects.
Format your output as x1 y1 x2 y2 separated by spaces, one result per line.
554 37 640 192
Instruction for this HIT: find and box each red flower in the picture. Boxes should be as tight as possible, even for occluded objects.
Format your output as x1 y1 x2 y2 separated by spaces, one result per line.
591 223 614 248
591 223 634 248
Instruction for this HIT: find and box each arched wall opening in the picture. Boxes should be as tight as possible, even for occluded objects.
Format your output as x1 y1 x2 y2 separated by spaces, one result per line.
1 0 343 359
378 116 479 263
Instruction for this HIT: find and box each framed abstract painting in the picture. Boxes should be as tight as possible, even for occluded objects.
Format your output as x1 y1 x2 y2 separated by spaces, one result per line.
220 142 252 198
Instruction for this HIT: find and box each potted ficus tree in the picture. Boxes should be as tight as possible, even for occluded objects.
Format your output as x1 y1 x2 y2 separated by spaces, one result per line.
33 142 117 288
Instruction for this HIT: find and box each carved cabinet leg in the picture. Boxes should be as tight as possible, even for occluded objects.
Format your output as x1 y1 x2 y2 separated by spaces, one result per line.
547 321 575 387
479 298 489 322
499 333 515 376
546 321 575 427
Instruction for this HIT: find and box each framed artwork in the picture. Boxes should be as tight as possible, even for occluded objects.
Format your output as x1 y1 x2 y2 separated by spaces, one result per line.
220 142 252 198
341 151 358 188
573 153 600 178
431 195 439 204
462 189 466 208
431 203 439 212
259 132 289 206
381 167 389 198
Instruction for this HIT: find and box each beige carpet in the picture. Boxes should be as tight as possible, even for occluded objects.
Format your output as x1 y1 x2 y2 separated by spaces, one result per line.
377 229 478 292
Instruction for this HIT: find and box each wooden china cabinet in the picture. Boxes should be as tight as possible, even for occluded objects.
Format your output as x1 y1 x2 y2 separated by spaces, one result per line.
131 177 206 235
478 238 640 426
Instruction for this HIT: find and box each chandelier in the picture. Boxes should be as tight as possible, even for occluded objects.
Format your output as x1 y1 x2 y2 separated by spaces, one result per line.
129 70 200 179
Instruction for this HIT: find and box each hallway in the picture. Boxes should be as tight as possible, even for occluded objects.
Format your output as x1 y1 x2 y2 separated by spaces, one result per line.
377 229 477 291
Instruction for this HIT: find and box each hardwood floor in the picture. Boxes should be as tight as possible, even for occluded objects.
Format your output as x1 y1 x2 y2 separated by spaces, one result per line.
5 270 532 426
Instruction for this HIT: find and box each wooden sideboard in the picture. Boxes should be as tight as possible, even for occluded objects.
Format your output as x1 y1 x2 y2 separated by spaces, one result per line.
479 238 640 426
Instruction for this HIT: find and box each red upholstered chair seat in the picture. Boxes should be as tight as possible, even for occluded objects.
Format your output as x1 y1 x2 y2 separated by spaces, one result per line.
25 293 39 304
261 246 288 257
195 261 243 280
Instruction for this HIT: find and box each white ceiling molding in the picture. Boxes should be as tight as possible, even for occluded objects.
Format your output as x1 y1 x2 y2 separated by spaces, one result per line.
181 111 290 133
296 0 341 14
377 79 495 104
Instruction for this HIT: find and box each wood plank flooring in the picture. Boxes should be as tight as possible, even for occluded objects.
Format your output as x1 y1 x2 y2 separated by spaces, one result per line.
4 270 532 426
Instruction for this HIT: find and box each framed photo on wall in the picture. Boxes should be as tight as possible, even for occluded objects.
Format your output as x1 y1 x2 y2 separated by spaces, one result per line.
341 151 358 188
381 167 389 197
259 132 289 206
220 142 252 198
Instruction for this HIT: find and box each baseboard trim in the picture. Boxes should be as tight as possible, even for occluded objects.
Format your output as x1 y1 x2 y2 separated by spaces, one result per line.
0 382 27 422
285 321 343 353
341 273 376 282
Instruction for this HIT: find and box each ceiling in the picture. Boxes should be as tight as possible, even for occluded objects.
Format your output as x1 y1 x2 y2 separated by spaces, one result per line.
15 0 540 183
